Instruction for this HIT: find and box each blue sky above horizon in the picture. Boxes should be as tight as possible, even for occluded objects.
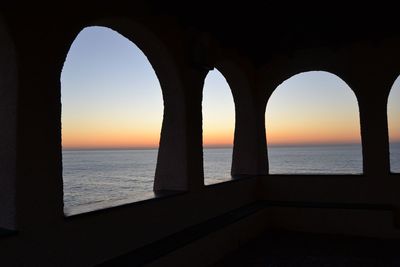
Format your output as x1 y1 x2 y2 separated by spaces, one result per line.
60 26 400 149
265 71 362 146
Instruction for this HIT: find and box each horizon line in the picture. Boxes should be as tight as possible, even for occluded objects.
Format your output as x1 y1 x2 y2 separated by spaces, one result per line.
61 140 400 151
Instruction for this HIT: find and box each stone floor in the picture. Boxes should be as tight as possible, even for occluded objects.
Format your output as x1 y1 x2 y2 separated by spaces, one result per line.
213 230 400 267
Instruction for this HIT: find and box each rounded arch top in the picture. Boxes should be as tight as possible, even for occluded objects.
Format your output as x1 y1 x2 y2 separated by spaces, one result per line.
255 49 359 110
268 70 358 101
388 74 400 173
260 66 357 110
202 67 235 147
265 70 363 174
62 17 184 101
214 59 256 108
266 71 361 145
60 19 191 195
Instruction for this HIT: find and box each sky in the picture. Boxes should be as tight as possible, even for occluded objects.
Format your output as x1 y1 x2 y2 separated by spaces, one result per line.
61 26 399 149
388 76 400 143
203 69 235 147
266 71 362 146
61 27 163 149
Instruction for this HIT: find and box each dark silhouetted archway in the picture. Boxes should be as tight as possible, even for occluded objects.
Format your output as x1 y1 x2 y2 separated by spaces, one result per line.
388 75 400 173
265 71 362 174
202 68 235 185
61 26 163 215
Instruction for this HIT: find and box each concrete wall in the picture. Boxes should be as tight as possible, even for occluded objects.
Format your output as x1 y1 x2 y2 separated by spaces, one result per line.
0 17 17 230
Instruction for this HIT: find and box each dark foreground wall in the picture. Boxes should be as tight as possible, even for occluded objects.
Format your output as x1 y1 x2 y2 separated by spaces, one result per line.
0 7 399 266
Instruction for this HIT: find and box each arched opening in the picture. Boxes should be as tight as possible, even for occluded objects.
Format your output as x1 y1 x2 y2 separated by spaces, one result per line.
265 71 362 174
202 68 235 185
61 26 163 215
388 75 400 173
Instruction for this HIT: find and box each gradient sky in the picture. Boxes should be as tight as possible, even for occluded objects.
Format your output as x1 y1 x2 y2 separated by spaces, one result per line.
61 26 163 149
61 26 399 149
388 76 400 143
265 71 361 146
203 69 235 147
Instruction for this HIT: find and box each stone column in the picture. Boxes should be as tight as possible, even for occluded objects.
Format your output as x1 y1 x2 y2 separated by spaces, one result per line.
14 24 66 230
232 108 268 177
154 58 206 192
154 68 206 192
357 79 391 177
231 82 268 177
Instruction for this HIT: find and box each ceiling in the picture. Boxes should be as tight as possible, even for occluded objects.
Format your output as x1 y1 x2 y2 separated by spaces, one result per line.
151 2 399 65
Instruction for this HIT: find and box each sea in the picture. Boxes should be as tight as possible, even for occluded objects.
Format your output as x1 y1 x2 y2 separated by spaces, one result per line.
63 143 400 215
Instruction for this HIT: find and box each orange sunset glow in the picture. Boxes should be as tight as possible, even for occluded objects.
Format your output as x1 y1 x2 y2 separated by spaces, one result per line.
266 113 361 146
202 69 235 148
388 75 400 143
62 130 160 149
266 71 362 146
61 27 163 150
62 27 399 150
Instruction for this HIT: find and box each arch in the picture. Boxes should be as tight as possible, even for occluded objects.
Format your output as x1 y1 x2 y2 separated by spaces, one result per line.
0 17 17 229
99 19 187 192
388 75 400 173
265 71 362 174
61 26 166 214
202 68 235 185
256 48 359 112
59 18 188 194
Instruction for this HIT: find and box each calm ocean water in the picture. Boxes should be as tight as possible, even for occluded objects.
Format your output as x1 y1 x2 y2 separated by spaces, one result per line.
268 144 363 175
63 143 400 214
